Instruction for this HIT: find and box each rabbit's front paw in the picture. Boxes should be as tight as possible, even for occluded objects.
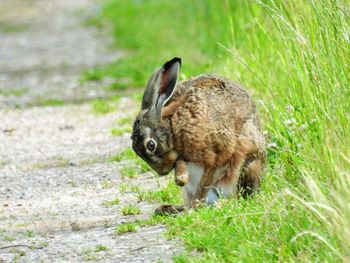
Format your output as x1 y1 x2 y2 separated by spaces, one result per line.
174 172 188 186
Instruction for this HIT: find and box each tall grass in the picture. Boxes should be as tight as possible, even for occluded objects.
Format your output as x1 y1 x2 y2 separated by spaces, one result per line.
98 0 350 260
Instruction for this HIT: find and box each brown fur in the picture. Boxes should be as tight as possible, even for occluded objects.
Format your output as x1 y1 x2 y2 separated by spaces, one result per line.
131 58 265 214
174 158 188 186
163 75 265 206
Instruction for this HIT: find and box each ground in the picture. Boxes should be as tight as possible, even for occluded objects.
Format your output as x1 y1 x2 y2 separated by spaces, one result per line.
0 0 182 262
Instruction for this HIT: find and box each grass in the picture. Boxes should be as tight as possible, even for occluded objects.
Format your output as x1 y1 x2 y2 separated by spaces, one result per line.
82 249 97 261
3 235 16 241
143 181 181 204
116 117 132 126
38 99 66 107
121 204 141 216
109 148 136 162
96 0 350 261
25 230 34 238
91 99 113 114
95 244 108 252
119 166 138 179
102 198 120 207
109 148 151 173
115 222 137 235
12 250 26 263
101 180 115 189
114 216 165 236
110 116 134 136
110 116 133 136
0 87 27 97
110 127 131 136
0 22 28 34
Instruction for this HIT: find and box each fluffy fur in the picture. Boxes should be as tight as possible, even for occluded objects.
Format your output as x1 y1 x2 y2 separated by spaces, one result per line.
131 58 266 214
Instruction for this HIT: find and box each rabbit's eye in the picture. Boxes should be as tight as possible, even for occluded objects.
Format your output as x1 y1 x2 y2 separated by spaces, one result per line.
146 139 157 153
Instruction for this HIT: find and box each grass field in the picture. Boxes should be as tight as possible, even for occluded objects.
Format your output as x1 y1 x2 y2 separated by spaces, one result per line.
91 0 350 261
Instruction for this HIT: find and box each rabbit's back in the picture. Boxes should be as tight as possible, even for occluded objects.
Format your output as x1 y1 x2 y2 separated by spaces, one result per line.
169 75 263 167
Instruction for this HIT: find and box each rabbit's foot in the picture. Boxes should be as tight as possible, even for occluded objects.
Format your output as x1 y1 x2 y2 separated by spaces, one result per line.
174 159 188 186
154 204 185 216
174 172 188 186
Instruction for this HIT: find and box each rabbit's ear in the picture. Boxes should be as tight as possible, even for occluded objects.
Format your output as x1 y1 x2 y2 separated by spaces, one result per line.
141 58 181 116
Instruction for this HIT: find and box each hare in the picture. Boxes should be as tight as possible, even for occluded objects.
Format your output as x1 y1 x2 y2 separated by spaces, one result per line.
131 57 266 214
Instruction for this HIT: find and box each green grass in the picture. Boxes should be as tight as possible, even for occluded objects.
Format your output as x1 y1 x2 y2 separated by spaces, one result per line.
97 0 350 261
100 180 115 189
115 222 137 235
0 88 27 97
119 166 138 179
109 148 136 162
3 235 16 241
95 244 108 252
143 181 181 204
81 69 103 82
116 117 132 126
0 22 28 34
110 116 135 136
102 198 120 207
39 99 66 107
109 148 151 173
82 245 108 261
91 99 113 114
25 230 34 238
121 204 141 216
110 127 131 136
82 249 97 261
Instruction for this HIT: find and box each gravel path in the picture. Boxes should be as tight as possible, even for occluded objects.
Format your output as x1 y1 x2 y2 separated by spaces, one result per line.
0 1 182 262
0 0 122 108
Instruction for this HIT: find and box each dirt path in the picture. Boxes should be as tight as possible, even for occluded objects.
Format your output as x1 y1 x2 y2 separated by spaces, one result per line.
0 1 182 262
0 0 121 108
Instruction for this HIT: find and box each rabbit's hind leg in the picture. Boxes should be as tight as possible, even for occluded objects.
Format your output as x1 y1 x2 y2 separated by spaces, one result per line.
238 155 264 197
214 159 242 201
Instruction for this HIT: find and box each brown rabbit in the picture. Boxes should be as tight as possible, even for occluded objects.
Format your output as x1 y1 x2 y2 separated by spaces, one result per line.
131 58 266 214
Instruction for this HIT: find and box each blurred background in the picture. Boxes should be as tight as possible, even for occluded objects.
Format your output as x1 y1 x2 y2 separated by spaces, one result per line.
1 0 350 261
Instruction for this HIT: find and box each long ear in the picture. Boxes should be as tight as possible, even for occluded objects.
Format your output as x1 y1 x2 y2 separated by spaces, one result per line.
141 57 181 116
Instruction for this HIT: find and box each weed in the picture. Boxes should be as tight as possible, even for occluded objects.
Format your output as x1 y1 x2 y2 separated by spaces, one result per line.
118 182 130 193
110 127 131 136
102 198 120 207
116 116 132 126
0 23 28 34
121 205 141 216
109 148 151 172
101 180 115 189
115 223 137 235
12 250 26 263
109 148 136 162
40 241 49 248
25 230 34 238
0 87 27 97
119 166 138 179
144 180 181 204
81 69 103 81
3 235 15 241
91 99 113 114
82 249 97 261
39 99 65 106
95 244 108 252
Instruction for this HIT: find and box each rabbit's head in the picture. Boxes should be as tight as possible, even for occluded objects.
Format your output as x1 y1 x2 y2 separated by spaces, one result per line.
131 58 181 175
